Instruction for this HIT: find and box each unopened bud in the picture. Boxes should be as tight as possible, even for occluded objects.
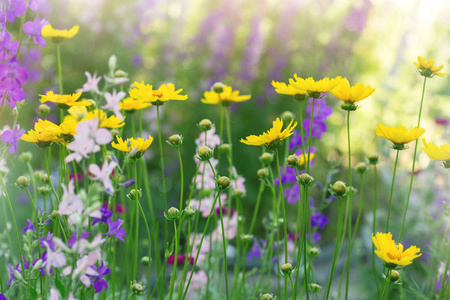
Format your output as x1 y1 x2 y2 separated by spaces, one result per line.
213 82 224 93
388 269 400 282
141 256 149 265
331 181 347 197
281 111 295 124
127 189 142 201
50 210 60 220
356 162 368 174
234 188 245 198
115 70 127 77
257 168 268 179
287 155 299 167
297 173 314 186
167 134 183 146
368 153 380 165
198 146 214 161
40 174 50 183
32 259 43 272
108 55 117 74
260 293 274 300
219 143 231 154
217 176 231 190
15 176 30 189
281 263 293 275
19 152 32 163
308 247 320 257
130 280 145 294
199 119 213 131
38 186 51 195
165 207 180 221
259 152 274 165
241 234 253 244
38 104 51 117
184 206 196 218
309 283 322 292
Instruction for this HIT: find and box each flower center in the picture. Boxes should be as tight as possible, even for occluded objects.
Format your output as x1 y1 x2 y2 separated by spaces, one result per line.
152 91 163 99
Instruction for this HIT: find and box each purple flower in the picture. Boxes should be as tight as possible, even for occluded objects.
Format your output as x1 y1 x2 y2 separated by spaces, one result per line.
33 251 53 276
39 232 55 250
1 125 25 157
0 31 19 61
5 0 27 23
119 178 135 188
88 262 110 293
0 56 28 108
246 237 263 260
104 218 126 242
310 212 329 230
92 203 112 226
23 16 48 48
0 293 6 300
67 232 90 247
28 0 46 11
7 257 29 287
22 219 36 233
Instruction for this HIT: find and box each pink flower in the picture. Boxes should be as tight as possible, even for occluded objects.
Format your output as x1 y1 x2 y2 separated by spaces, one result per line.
102 90 126 120
89 160 117 195
59 180 84 222
76 72 102 94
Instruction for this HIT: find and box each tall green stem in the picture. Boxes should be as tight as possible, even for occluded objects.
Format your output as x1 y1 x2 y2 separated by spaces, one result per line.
306 98 316 174
299 101 306 157
398 76 427 241
177 147 184 210
385 150 400 233
168 221 179 300
56 44 63 94
372 164 380 290
345 110 353 300
133 161 140 280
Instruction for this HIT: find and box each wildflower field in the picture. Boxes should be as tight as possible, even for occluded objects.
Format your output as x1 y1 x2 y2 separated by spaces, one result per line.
1 0 450 299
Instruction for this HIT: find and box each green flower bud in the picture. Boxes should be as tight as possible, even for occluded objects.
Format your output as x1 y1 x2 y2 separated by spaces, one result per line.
356 162 368 174
287 154 299 167
309 283 322 292
40 174 50 183
234 188 245 198
259 152 274 165
50 210 60 220
340 102 357 111
127 189 142 201
217 176 231 190
110 129 120 137
388 269 400 282
15 176 30 189
368 153 380 165
213 82 224 93
165 207 181 221
130 280 145 295
294 93 308 101
198 146 214 161
281 263 293 276
19 151 32 163
199 119 213 131
257 168 269 179
141 256 150 265
219 143 231 154
281 111 295 124
331 181 347 197
167 134 183 147
241 234 253 244
184 206 196 218
38 186 51 195
38 104 51 117
260 293 274 300
297 173 314 187
308 247 320 257
115 70 128 77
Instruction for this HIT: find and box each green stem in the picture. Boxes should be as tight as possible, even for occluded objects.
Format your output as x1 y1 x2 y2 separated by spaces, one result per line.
302 185 310 300
293 169 304 300
351 173 364 243
299 100 306 158
385 150 400 233
25 188 38 221
177 218 191 300
372 164 380 290
345 110 353 300
168 221 179 300
0 173 25 278
56 44 63 94
156 105 168 297
249 181 265 235
399 76 427 241
177 147 184 211
306 98 316 174
133 161 139 280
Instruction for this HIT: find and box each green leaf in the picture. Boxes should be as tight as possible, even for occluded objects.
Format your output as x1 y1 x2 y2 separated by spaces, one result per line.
55 278 67 299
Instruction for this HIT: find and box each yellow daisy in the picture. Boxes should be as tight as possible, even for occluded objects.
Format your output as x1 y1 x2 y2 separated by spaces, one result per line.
201 86 251 105
40 91 91 109
129 81 187 105
240 118 297 151
372 232 421 268
112 136 153 159
119 97 151 111
35 119 77 143
81 110 125 129
41 24 79 42
376 124 425 150
421 138 450 163
413 56 448 78
272 80 307 100
21 119 64 147
289 75 342 98
330 78 375 110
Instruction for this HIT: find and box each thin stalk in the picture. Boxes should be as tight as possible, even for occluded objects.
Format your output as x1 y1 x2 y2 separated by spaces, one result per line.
399 76 427 241
345 110 353 300
385 150 400 233
177 218 191 300
137 200 152 300
249 181 265 234
306 98 316 174
293 169 304 300
372 164 380 290
302 185 310 300
133 161 140 280
25 189 38 221
177 147 184 210
56 44 63 94
156 105 168 296
298 100 306 157
168 221 179 300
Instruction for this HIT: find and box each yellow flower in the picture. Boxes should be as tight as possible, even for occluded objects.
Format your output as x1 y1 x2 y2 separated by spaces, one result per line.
330 78 375 108
372 232 421 268
41 24 79 42
201 86 251 105
289 75 342 97
129 81 187 105
40 91 91 109
376 124 425 150
421 138 450 162
112 136 153 159
240 118 297 151
119 97 151 111
21 119 64 147
81 110 125 129
298 153 314 168
66 106 88 121
272 80 307 100
413 56 448 78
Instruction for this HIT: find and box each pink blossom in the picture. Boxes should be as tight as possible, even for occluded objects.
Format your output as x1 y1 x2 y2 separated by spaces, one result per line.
89 160 117 195
101 90 126 120
59 180 84 224
76 71 102 94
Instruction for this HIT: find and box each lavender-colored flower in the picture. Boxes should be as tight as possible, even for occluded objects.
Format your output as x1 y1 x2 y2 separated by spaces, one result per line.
1 125 25 157
310 212 329 230
246 237 262 260
44 242 67 274
23 16 48 48
67 232 90 247
5 0 27 23
119 178 135 188
33 251 53 275
0 293 6 300
0 56 28 108
59 180 84 224
23 219 36 233
28 0 46 11
7 257 29 287
88 262 110 293
92 203 112 226
104 218 126 242
101 90 126 120
76 71 102 94
0 30 19 61
39 232 55 250
89 160 117 195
